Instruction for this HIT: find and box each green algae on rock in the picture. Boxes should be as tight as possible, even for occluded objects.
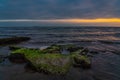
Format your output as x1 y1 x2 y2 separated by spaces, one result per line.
9 44 91 74
71 49 91 69
11 48 71 74
72 54 91 68
43 44 62 54
64 44 84 53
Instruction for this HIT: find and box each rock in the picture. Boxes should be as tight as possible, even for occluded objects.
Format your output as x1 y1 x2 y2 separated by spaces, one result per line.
89 51 99 54
0 37 30 45
32 54 71 74
24 63 37 73
10 48 71 75
9 46 23 51
110 50 120 55
80 48 89 55
65 44 84 52
0 55 6 63
9 44 92 74
9 53 27 63
72 54 91 69
99 41 114 44
43 44 61 54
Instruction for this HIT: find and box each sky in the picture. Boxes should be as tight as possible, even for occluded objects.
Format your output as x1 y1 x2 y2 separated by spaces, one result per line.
0 0 120 26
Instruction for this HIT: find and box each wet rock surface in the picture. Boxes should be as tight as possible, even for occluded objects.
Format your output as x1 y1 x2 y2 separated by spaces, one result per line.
8 53 27 63
0 37 30 45
0 55 8 63
0 43 120 80
0 55 5 63
73 55 91 69
9 46 23 51
8 44 92 75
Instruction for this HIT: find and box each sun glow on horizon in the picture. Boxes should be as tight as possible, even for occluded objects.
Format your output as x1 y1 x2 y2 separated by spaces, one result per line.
50 18 120 23
0 18 120 23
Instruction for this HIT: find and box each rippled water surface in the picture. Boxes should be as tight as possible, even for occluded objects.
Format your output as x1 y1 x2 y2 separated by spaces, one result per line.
0 26 120 44
0 26 120 80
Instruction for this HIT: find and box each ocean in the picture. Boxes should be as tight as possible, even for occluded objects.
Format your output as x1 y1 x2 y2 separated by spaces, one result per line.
0 26 120 80
0 26 120 45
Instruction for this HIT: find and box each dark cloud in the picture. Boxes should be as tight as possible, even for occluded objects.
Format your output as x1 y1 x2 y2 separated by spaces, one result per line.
0 0 120 19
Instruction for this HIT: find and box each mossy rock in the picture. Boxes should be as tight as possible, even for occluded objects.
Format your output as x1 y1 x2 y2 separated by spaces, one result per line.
31 54 71 74
80 48 89 55
11 48 71 74
71 53 91 69
0 55 5 63
64 44 84 52
10 44 91 74
43 44 61 54
70 48 91 69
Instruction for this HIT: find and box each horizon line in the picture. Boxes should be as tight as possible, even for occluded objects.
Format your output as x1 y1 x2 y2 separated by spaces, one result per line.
0 18 120 23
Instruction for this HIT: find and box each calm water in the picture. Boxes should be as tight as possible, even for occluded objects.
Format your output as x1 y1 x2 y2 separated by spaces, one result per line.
0 26 120 45
0 26 120 80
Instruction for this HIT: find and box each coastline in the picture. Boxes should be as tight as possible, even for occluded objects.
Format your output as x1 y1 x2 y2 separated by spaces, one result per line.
0 26 120 80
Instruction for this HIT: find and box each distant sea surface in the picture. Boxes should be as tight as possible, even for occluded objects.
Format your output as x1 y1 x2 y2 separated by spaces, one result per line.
0 26 120 46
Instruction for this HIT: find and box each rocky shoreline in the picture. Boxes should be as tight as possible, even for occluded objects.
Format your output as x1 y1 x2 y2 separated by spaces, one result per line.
0 36 31 63
0 36 119 76
0 36 110 75
8 45 91 75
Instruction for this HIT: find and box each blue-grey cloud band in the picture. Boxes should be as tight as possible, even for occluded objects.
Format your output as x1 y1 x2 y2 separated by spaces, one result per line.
0 0 120 19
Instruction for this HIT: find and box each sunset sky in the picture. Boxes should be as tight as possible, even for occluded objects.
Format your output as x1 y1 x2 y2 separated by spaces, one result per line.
0 0 120 26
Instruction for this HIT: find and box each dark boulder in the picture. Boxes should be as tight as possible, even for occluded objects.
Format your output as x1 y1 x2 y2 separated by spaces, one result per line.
9 46 23 51
0 37 30 45
65 45 84 52
89 51 99 54
80 48 89 55
0 55 6 63
8 53 27 63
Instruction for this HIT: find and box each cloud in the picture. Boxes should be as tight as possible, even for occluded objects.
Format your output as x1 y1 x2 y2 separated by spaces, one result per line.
0 0 120 19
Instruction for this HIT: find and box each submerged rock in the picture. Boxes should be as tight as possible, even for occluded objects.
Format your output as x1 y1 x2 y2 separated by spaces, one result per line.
71 49 91 69
0 36 30 45
65 44 84 52
99 41 114 44
0 55 6 63
72 55 91 69
0 56 3 63
80 48 89 55
89 51 99 54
